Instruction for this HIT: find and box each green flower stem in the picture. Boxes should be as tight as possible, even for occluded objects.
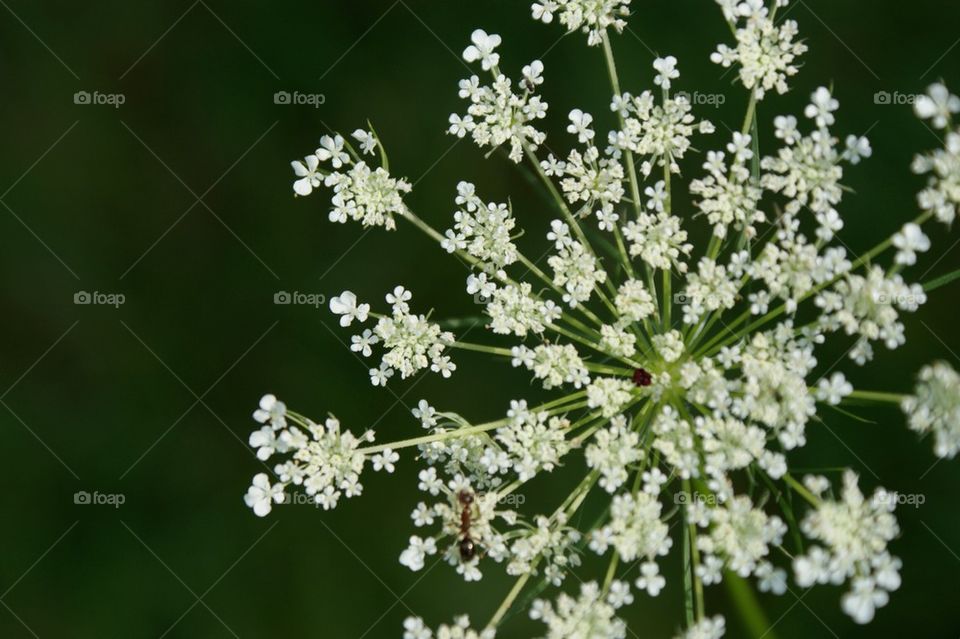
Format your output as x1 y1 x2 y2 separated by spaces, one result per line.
614 223 637 280
600 32 642 218
783 473 821 507
357 394 587 454
725 572 775 639
601 553 621 595
845 390 905 403
455 336 634 375
486 572 533 630
682 478 706 622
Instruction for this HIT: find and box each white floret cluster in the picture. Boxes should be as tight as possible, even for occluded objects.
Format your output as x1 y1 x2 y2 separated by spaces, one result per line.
259 2 960 636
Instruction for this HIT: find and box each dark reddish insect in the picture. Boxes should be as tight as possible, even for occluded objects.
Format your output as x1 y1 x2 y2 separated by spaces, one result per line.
457 490 478 561
633 367 653 387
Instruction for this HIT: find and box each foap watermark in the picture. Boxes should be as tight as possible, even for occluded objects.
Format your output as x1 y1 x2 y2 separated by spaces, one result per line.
875 491 926 509
875 292 925 307
673 290 725 308
675 90 726 108
74 290 125 308
274 91 325 108
874 91 921 106
674 492 721 506
74 490 126 508
474 491 526 507
73 90 126 108
274 290 327 308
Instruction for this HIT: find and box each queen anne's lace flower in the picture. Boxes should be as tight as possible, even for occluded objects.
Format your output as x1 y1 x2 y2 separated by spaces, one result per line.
711 0 806 100
291 133 412 230
531 0 631 46
673 615 726 639
793 471 901 624
245 400 375 514
902 361 960 458
252 3 960 635
451 46 548 162
403 615 495 639
530 582 628 638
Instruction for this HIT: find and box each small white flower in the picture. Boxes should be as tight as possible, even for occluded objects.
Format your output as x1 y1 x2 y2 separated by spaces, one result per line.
370 363 394 386
567 108 595 143
316 134 349 168
915 83 960 129
351 129 378 155
329 290 370 327
816 372 853 405
400 535 437 571
892 222 930 266
351 329 379 357
635 561 666 596
844 135 872 164
462 29 502 70
653 56 680 91
448 113 473 137
253 393 287 429
805 87 839 128
244 473 284 517
372 448 399 473
522 59 545 87
412 399 438 428
291 154 321 196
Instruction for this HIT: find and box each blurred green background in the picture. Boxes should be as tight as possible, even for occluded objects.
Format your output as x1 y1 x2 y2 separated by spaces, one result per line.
2 1 959 637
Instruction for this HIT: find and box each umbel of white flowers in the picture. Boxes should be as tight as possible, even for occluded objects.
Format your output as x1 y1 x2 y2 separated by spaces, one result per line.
243 1 960 637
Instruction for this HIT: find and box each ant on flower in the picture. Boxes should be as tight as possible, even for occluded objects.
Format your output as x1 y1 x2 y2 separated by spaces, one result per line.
457 490 480 561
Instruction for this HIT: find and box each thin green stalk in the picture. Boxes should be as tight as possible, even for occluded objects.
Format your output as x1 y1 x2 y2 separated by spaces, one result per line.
845 390 905 403
725 573 775 639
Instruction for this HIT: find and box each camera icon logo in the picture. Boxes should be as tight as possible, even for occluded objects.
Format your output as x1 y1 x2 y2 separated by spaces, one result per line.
874 91 891 105
274 291 292 305
473 292 491 305
74 291 92 304
73 91 91 105
673 292 690 305
273 91 291 105
74 491 91 505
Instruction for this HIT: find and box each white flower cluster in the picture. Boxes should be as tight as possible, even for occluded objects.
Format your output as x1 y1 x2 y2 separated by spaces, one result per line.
586 414 642 492
451 31 547 163
291 131 411 230
672 615 726 639
530 0 631 46
690 133 765 238
530 581 629 639
512 343 590 389
507 514 582 585
260 2 960 635
330 287 456 385
913 84 960 224
547 220 607 307
902 361 960 458
691 494 787 588
609 76 715 176
793 472 901 624
403 616 494 639
442 181 519 269
591 491 672 568
495 401 571 481
479 280 562 336
711 0 805 99
243 395 377 515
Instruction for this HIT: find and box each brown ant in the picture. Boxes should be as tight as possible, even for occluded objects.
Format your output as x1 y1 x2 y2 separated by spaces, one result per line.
457 490 479 561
